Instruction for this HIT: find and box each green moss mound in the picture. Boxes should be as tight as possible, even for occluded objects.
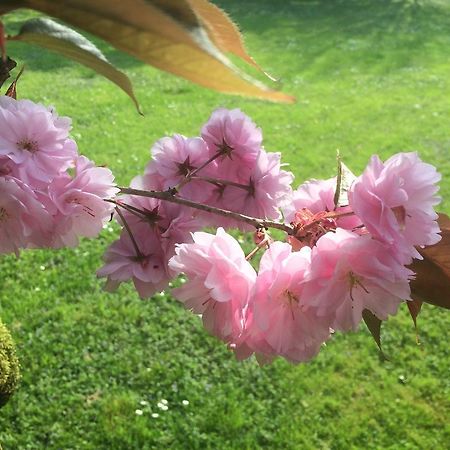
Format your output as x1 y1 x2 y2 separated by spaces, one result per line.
0 319 20 408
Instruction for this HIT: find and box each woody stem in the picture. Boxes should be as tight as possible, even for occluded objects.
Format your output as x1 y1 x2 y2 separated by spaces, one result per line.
118 186 294 235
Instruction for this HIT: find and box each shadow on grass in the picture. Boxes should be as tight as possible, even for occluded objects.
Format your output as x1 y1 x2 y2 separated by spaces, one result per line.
218 0 450 75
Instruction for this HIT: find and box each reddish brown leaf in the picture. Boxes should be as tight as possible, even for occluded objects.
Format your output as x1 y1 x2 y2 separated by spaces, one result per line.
362 309 383 353
406 299 423 344
409 213 450 310
406 299 423 329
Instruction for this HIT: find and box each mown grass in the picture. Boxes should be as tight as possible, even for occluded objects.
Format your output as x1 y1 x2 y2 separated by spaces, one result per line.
0 0 449 448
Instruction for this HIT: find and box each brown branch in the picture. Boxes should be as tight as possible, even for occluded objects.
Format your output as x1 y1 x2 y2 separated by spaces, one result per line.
118 186 294 235
191 175 251 192
114 206 143 259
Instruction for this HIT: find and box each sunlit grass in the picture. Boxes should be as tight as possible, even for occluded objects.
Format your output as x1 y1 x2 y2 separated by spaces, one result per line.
0 1 449 448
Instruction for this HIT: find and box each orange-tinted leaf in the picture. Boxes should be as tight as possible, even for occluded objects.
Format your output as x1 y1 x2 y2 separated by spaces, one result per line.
13 0 294 102
409 213 450 310
187 0 277 80
10 18 141 112
362 309 384 354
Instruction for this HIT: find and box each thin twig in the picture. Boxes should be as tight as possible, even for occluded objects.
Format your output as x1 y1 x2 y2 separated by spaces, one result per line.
114 206 144 259
118 186 294 235
106 199 147 221
191 175 251 192
246 237 271 261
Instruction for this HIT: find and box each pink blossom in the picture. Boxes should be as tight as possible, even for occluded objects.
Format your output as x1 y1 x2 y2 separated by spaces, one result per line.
283 178 337 222
46 156 118 247
0 157 14 177
283 177 361 233
97 223 169 298
0 176 52 255
145 134 214 201
115 191 202 262
201 150 293 231
303 229 413 332
219 151 293 230
0 97 77 186
248 242 331 363
201 108 262 180
131 171 166 192
349 152 441 262
168 228 256 343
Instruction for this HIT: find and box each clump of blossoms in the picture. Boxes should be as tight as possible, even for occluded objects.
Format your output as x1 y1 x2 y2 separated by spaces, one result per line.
0 98 442 365
0 96 118 255
96 107 441 365
98 108 295 297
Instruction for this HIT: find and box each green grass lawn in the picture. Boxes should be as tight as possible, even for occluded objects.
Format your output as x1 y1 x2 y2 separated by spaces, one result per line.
1 0 449 448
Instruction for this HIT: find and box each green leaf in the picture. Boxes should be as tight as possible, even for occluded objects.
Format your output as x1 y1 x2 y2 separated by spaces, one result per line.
334 154 357 207
10 18 141 113
9 0 294 102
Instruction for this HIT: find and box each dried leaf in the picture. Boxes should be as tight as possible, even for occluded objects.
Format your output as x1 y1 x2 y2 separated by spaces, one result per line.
334 154 357 207
10 0 294 102
362 309 383 353
409 213 450 310
10 18 141 112
5 65 24 99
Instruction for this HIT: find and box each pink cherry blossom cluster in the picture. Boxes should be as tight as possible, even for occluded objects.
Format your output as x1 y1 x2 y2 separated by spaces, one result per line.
97 108 294 297
0 97 441 366
95 107 441 365
0 96 118 255
168 152 440 364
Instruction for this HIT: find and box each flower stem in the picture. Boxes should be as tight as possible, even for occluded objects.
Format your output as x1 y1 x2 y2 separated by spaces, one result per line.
246 237 271 261
106 199 147 221
175 150 223 192
118 186 294 235
114 206 144 260
191 175 251 192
